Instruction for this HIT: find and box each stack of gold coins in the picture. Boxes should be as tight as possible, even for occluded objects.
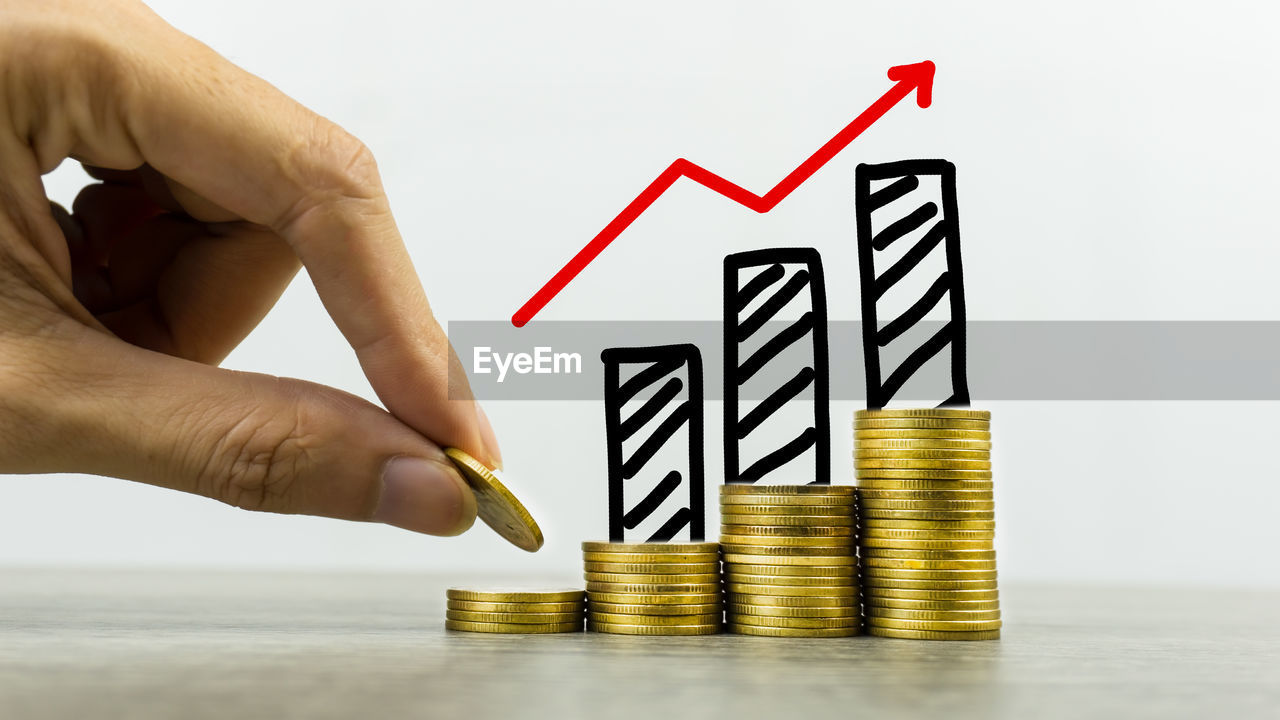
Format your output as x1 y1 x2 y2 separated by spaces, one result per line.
445 588 585 633
720 485 861 638
582 542 722 635
854 408 1000 641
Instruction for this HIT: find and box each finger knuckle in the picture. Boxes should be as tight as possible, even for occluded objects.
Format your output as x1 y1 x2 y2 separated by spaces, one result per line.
203 388 318 514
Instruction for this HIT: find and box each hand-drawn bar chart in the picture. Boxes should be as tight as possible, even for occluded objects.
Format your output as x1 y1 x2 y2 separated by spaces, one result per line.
601 345 705 542
723 249 831 485
855 159 970 409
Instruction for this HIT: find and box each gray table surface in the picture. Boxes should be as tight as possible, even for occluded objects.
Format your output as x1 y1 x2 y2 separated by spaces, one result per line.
0 569 1276 719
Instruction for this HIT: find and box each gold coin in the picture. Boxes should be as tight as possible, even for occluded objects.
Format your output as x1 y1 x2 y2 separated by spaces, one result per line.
862 567 997 581
724 563 858 578
859 528 995 541
855 484 993 497
861 518 995 531
731 614 860 629
720 485 858 498
445 619 581 634
855 409 990 420
723 572 859 587
856 438 991 450
719 535 855 548
588 611 721 625
583 572 720 584
727 603 860 618
862 578 997 592
857 469 993 480
588 601 722 616
856 429 990 440
583 561 719 574
722 552 857 565
588 621 720 636
728 592 858 608
582 541 719 554
728 623 859 638
582 551 719 564
448 600 585 614
854 418 989 430
866 607 1001 621
720 513 856 527
863 596 1001 611
861 508 995 522
868 626 1000 641
869 588 1000 601
720 495 858 507
446 610 583 624
854 448 989 460
587 591 723 605
859 499 996 512
861 556 998 571
718 503 855 516
725 582 858 597
720 544 855 557
865 617 1002 632
586 581 720 594
860 537 993 550
443 448 544 552
446 588 585 603
861 548 996 561
855 458 992 470
719 525 855 537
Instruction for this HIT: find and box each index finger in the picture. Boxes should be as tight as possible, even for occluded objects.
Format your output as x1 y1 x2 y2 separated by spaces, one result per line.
74 6 498 466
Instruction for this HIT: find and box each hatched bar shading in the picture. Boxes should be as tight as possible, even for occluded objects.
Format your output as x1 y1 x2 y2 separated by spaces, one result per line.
856 160 969 409
723 248 831 485
601 344 705 542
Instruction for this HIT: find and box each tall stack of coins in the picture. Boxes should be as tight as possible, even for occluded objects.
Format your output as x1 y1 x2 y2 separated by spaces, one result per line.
581 542 722 635
854 408 1000 641
445 588 585 633
720 485 861 638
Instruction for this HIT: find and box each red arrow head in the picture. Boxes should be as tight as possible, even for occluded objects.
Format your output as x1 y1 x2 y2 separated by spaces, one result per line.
887 60 935 108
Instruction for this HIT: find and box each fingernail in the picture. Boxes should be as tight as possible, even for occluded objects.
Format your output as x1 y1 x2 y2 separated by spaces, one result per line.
375 456 477 536
476 404 504 471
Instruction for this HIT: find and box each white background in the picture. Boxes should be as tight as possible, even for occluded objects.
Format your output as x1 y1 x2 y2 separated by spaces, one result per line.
7 0 1279 587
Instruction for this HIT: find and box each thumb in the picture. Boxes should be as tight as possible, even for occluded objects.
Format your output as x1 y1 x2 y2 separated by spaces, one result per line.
13 323 478 537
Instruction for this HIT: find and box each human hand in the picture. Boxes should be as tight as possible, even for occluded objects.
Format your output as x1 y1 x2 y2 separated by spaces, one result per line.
0 0 499 536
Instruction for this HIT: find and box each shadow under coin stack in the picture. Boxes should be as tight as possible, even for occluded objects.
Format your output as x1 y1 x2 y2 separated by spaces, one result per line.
445 588 585 633
582 542 723 635
720 485 861 637
854 409 1001 641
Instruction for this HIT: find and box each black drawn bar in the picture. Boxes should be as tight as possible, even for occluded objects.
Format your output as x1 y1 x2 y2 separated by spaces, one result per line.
602 344 705 542
856 159 970 408
724 249 831 485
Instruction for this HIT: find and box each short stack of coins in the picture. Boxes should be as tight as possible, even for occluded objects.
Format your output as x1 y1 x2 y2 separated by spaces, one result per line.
720 485 861 638
445 588 585 633
854 408 1001 641
582 542 722 635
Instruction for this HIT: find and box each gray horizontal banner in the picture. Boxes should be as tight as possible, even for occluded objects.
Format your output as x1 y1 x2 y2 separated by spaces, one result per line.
447 321 1280 401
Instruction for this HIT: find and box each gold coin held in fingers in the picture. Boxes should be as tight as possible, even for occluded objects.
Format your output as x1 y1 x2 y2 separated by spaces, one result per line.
444 448 544 552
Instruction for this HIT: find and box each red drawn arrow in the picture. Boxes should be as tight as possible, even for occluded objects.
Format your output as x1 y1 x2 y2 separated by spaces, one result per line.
511 60 936 327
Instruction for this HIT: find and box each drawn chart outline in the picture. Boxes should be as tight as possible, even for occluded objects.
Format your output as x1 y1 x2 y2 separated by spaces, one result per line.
855 159 970 408
601 344 705 542
723 249 831 485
